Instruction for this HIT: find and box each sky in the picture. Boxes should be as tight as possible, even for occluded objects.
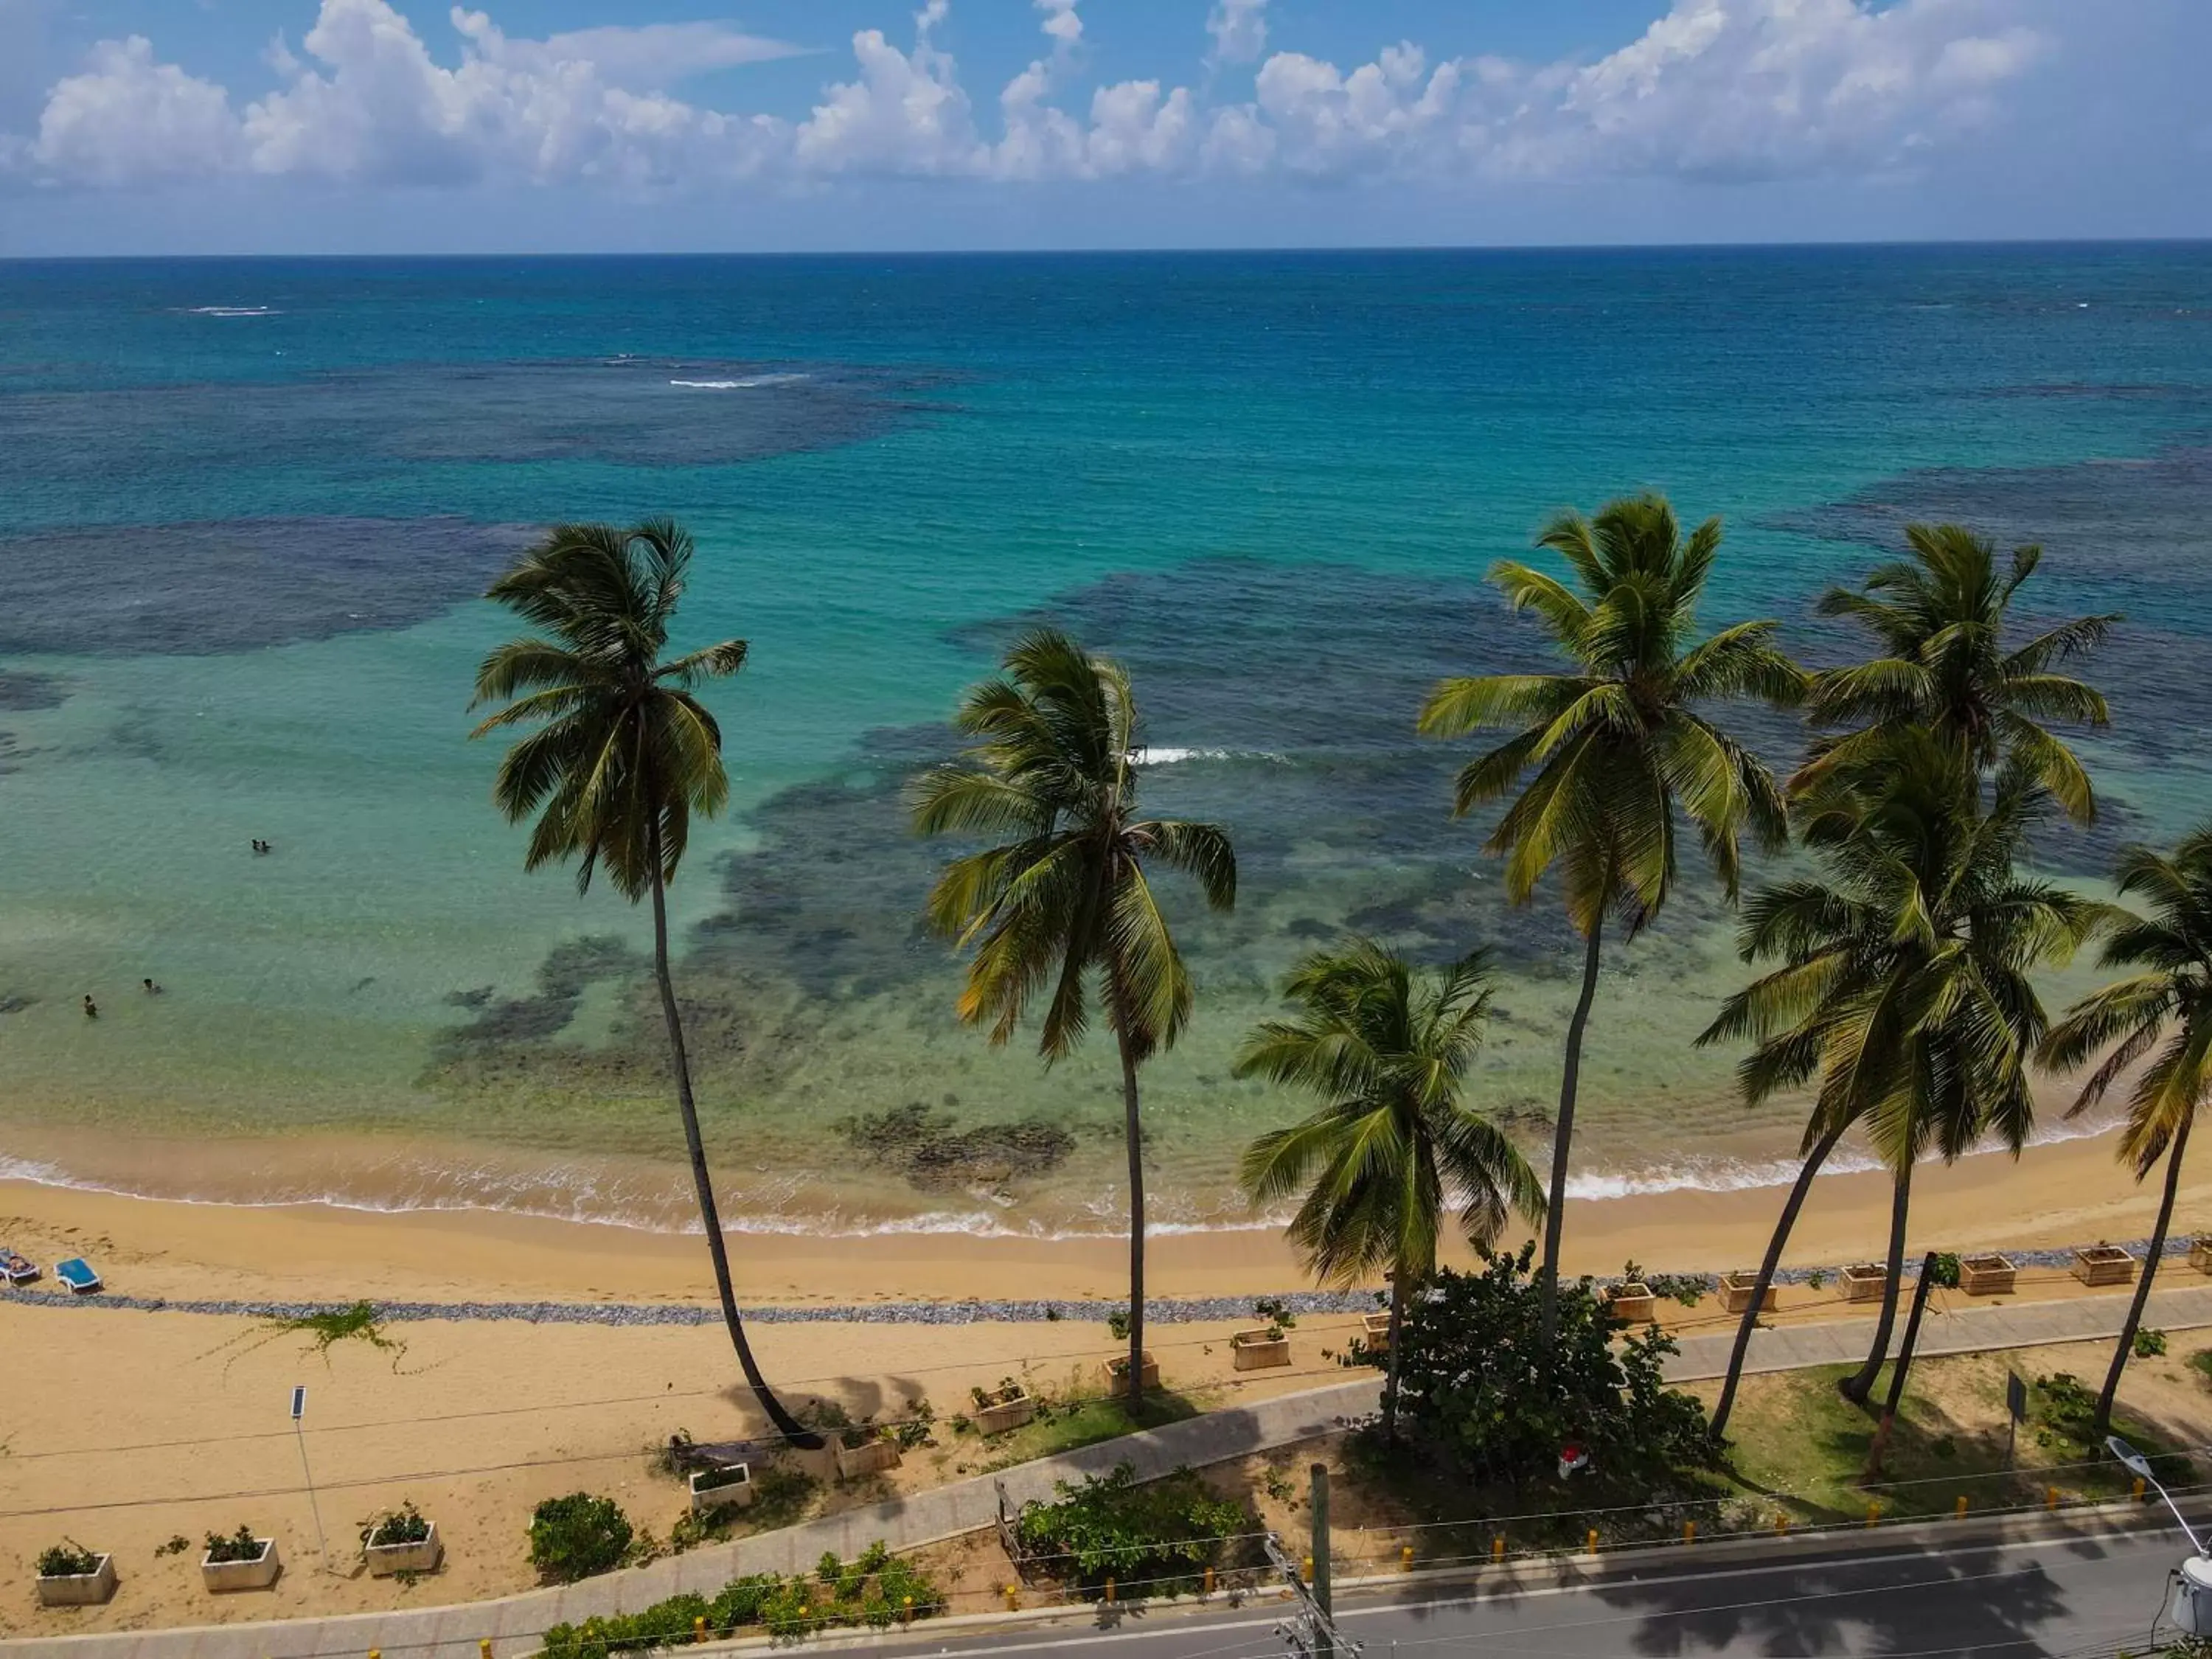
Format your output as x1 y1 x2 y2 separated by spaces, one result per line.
0 0 2206 256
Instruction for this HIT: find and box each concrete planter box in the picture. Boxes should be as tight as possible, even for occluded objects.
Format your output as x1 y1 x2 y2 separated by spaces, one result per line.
2074 1245 2135 1287
1607 1282 1656 1324
1231 1329 1292 1371
833 1434 902 1480
201 1538 279 1593
2191 1237 2212 1276
1961 1254 2017 1296
1360 1312 1392 1351
1101 1352 1161 1395
1719 1272 1777 1315
689 1465 754 1515
972 1389 1035 1436
37 1554 117 1607
1840 1263 1891 1303
364 1521 442 1578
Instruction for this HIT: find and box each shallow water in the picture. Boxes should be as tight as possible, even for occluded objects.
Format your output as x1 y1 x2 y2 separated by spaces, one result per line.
1 246 2208 1234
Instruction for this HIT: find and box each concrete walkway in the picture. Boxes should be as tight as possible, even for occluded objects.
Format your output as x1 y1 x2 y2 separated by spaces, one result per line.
16 1280 2212 1659
1663 1279 2212 1380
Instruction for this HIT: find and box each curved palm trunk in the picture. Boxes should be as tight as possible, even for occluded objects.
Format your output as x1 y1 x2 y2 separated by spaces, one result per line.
1540 918 1605 1344
1116 1026 1148 1408
1382 1268 1410 1439
1708 1120 1848 1444
648 851 821 1451
2095 1114 2192 1439
1840 1160 1913 1406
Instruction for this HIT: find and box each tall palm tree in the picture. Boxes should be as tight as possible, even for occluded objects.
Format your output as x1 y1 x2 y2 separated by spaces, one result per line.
1234 940 1545 1437
1699 735 2100 1421
2040 830 2212 1437
1418 493 1802 1335
470 519 817 1448
1793 524 2118 824
911 627 1236 1402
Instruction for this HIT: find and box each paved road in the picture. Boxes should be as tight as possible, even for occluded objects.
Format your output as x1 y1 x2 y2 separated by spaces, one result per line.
850 1531 2199 1659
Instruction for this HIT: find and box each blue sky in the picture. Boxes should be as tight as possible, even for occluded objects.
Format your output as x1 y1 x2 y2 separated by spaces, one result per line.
1 0 2205 255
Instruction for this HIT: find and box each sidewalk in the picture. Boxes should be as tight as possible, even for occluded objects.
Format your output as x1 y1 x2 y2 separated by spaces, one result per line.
15 1281 2212 1659
1663 1279 2212 1380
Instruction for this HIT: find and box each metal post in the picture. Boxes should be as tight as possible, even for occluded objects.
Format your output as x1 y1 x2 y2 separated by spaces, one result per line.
1310 1464 1333 1656
289 1385 330 1573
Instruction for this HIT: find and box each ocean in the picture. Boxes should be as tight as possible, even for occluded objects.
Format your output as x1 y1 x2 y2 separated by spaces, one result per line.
1 244 2208 1239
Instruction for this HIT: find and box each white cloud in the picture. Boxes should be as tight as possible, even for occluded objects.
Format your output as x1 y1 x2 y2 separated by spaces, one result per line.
1206 0 1267 68
4 0 2054 195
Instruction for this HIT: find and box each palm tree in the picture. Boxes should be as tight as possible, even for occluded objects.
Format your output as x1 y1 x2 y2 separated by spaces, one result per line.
1418 493 1802 1335
470 520 818 1447
2040 830 2212 1437
1234 940 1545 1436
911 627 1236 1402
1699 735 2101 1421
1793 524 2118 824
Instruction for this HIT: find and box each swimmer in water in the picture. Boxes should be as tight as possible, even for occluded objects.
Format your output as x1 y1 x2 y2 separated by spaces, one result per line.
83 995 98 1019
143 978 162 994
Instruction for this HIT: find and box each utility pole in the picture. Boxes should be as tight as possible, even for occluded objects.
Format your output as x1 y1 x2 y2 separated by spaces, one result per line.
1310 1463 1332 1642
1265 1507 1360 1659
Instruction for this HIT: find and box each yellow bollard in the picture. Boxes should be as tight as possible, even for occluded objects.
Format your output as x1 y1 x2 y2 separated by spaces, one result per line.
1774 1513 1789 1537
1006 1585 1019 1612
1203 1566 1215 1596
1492 1534 1506 1565
1401 1545 1414 1573
902 1596 914 1626
1105 1578 1116 1605
1865 1503 1880 1529
1683 1520 1696 1546
1955 1495 1969 1520
1303 1554 1314 1582
481 1641 494 1659
2047 1486 2061 1512
2137 1477 2150 1503
1585 1528 1599 1555
693 1617 706 1644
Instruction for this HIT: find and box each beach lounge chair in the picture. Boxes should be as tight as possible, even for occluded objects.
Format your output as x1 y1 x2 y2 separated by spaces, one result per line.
1 1250 37 1285
54 1257 101 1294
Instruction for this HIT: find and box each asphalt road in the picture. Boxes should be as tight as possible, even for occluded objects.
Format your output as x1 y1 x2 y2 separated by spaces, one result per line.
856 1531 2200 1659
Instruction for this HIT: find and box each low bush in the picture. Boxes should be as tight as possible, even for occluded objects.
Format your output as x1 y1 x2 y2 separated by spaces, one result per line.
529 1493 633 1583
1928 1253 1963 1290
2138 1328 2169 1359
690 1464 748 1492
202 1526 265 1564
538 1545 943 1657
36 1541 102 1578
1013 1461 1252 1595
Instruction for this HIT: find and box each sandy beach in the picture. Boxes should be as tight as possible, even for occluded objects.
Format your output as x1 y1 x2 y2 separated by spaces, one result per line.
5 1121 2210 1638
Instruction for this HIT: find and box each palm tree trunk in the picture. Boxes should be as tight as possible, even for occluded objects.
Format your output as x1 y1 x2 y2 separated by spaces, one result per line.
1382 1268 1410 1439
1116 1023 1149 1408
1840 1159 1913 1406
2095 1114 2192 1439
647 847 820 1451
1708 1119 1848 1444
1540 917 1604 1345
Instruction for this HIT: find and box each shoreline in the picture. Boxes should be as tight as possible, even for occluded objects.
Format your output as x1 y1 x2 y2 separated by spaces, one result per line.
3 1116 2205 1311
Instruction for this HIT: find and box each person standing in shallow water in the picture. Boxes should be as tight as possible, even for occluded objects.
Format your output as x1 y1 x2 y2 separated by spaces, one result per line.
82 995 97 1018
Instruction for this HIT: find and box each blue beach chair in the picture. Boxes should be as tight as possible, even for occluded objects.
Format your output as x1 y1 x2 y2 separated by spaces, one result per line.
54 1256 101 1294
1 1248 37 1285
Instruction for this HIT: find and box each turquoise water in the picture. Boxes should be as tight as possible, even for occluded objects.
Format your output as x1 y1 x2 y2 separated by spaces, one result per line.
1 246 2208 1234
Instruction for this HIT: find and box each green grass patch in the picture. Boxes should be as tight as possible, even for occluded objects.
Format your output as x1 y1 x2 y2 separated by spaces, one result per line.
973 1389 1206 1472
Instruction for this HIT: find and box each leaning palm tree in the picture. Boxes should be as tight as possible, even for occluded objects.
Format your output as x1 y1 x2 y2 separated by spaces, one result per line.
470 519 817 1447
1418 493 1802 1335
1235 940 1545 1436
911 627 1236 1402
1793 524 2118 824
2040 830 2212 1437
1699 734 2101 1422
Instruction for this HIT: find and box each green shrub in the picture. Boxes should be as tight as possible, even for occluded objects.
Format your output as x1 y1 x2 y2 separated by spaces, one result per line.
529 1493 633 1583
537 1549 944 1658
1106 1307 1131 1342
202 1525 265 1564
1014 1461 1251 1594
361 1500 432 1548
2138 1328 2169 1359
1928 1253 1962 1290
36 1541 102 1578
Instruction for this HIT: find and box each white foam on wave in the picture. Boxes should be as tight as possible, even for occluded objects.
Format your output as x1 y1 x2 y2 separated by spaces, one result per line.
668 373 810 390
0 1109 2129 1241
183 306 279 318
1130 746 1285 767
